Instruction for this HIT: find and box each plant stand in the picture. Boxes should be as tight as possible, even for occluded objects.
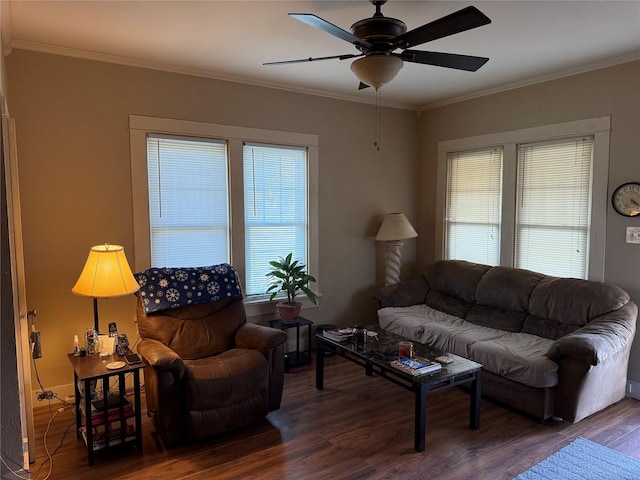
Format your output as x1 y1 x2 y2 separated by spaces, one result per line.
269 317 313 372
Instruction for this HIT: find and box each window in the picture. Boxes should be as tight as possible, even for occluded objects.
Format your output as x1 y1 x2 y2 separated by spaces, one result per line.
130 116 319 315
515 137 593 278
437 117 610 280
147 135 229 267
445 148 503 265
243 143 308 296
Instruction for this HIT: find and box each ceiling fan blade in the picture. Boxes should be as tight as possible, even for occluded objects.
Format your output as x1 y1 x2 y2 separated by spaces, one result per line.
264 53 362 66
358 82 370 90
402 50 489 72
289 13 373 50
393 6 491 49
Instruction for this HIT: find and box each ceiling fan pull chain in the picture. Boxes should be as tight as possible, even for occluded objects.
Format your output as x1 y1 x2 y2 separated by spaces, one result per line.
374 88 381 151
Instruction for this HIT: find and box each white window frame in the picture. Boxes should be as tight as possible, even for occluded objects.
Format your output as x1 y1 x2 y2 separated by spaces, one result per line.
129 115 320 317
436 116 610 281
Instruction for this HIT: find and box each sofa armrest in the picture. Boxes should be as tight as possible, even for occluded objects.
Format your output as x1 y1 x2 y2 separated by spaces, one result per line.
137 339 186 378
372 275 430 308
547 302 637 366
236 323 287 353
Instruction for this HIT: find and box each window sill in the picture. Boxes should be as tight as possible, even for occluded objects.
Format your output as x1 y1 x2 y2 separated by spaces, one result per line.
244 295 319 319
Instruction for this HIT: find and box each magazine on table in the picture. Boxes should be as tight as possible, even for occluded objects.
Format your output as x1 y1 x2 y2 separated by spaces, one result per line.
390 356 442 376
322 328 354 342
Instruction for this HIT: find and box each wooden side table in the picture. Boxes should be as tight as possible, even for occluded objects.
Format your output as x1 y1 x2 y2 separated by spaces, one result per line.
269 317 313 372
67 352 144 466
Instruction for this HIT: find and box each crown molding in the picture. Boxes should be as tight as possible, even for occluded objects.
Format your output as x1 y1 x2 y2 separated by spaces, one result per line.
420 52 640 111
9 39 418 111
10 38 638 114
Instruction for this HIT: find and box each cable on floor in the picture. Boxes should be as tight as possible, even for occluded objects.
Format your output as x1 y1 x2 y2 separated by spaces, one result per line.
32 405 75 480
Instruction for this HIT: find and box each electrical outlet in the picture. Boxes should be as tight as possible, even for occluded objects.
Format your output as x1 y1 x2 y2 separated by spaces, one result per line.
627 382 633 394
626 227 640 244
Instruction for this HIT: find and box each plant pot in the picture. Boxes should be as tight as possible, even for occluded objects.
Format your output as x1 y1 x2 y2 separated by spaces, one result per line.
277 302 302 323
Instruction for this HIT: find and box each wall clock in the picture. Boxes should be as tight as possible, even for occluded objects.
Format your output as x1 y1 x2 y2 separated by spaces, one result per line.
612 182 640 217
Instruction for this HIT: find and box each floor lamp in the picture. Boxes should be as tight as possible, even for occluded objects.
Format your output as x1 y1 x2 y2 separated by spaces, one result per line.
376 213 418 286
72 244 139 334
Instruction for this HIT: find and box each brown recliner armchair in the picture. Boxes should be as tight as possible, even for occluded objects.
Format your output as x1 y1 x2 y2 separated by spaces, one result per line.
134 265 287 446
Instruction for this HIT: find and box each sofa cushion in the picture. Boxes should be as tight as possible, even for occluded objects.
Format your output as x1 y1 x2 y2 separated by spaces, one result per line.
378 304 466 353
425 290 473 319
529 277 630 328
522 313 582 340
378 305 506 357
475 266 543 312
183 348 268 410
424 260 491 304
466 266 543 332
372 275 430 307
466 304 527 333
137 297 246 359
469 333 558 388
443 317 509 357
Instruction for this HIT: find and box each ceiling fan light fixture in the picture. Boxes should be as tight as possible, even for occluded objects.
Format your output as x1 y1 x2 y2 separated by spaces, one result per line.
350 54 403 90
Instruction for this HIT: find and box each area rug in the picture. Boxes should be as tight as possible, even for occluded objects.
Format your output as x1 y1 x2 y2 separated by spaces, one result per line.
513 437 640 480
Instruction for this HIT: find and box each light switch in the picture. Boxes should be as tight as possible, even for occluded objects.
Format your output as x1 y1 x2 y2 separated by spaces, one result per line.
626 227 640 244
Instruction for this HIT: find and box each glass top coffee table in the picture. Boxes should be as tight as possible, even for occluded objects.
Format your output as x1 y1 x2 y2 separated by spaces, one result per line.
316 324 482 452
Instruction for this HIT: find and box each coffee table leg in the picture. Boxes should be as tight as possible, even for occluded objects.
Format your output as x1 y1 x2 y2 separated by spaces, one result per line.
316 341 325 390
365 361 373 377
470 370 481 429
414 383 428 452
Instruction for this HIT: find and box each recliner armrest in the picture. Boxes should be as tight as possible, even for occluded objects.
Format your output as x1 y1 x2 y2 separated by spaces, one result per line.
137 339 186 378
547 302 637 366
236 323 287 352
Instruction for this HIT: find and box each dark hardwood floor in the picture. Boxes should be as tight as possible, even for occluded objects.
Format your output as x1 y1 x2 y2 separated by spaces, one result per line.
28 355 640 480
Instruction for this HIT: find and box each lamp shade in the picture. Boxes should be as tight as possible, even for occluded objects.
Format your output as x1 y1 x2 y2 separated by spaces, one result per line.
350 54 403 90
376 213 418 241
72 244 139 298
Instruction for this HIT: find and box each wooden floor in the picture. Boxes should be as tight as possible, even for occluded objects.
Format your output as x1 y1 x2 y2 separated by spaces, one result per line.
28 355 640 480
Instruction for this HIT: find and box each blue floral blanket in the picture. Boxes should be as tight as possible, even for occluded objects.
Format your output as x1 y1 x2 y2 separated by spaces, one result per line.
135 264 242 314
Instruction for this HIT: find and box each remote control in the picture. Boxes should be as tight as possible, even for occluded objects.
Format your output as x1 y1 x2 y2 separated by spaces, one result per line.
435 356 454 364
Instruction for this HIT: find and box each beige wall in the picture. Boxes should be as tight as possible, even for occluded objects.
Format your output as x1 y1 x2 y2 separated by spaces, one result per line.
418 60 640 382
6 49 418 395
7 47 639 401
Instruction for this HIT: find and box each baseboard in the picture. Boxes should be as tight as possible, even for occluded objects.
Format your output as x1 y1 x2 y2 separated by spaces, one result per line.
626 380 640 400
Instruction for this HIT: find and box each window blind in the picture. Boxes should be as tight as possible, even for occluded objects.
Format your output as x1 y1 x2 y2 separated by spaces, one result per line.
445 148 503 265
515 136 593 278
243 143 308 297
147 135 229 268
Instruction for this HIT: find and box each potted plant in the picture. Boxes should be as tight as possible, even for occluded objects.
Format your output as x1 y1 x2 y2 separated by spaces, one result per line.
266 253 317 322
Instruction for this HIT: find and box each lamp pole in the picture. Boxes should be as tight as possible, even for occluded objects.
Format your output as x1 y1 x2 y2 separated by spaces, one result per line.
384 240 404 286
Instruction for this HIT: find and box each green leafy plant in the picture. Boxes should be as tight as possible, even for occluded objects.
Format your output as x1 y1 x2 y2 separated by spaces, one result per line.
266 253 317 305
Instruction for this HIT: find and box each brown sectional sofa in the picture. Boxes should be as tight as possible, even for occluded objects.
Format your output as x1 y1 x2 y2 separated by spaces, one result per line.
374 260 637 422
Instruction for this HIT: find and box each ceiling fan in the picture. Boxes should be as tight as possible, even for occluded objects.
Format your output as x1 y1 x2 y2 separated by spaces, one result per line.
264 1 492 90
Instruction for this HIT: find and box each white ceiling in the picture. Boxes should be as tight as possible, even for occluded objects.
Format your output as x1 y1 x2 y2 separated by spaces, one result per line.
4 1 640 110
